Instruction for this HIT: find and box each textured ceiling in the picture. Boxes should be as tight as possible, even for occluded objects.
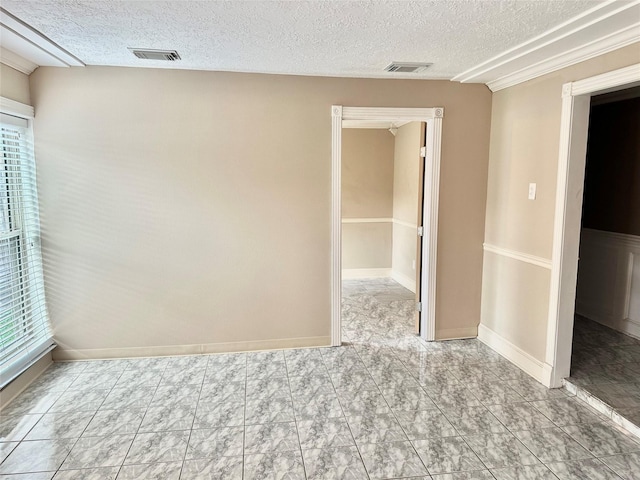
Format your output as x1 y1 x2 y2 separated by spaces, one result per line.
2 0 604 79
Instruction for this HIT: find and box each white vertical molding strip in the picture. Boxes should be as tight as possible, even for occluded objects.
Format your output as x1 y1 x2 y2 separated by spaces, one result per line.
625 252 635 320
331 106 343 346
546 85 577 387
422 111 443 341
546 63 640 388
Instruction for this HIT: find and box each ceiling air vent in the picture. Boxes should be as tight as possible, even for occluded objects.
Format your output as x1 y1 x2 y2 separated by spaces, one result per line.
129 48 181 61
384 62 432 73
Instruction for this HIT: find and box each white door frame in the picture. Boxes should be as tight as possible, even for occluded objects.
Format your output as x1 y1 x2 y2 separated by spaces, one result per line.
546 63 640 388
331 106 444 346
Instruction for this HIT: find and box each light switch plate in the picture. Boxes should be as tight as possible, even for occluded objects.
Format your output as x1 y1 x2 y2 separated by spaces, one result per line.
528 183 537 200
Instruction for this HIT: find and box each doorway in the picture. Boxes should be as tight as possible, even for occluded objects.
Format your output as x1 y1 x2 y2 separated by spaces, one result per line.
567 87 640 429
341 121 424 346
330 106 444 346
545 64 640 389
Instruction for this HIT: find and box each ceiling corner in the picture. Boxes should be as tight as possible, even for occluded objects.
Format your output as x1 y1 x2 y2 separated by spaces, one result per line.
455 0 640 92
0 7 84 70
1 47 38 74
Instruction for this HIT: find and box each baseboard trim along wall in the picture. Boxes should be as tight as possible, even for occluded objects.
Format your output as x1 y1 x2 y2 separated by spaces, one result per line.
52 336 331 361
435 326 478 340
391 270 416 293
342 268 392 279
0 352 52 409
477 323 553 387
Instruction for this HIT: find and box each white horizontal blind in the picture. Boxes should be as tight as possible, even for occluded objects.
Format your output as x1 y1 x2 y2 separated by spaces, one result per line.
0 112 53 388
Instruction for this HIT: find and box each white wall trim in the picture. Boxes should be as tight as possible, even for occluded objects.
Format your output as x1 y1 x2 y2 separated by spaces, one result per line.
52 336 332 361
342 120 410 129
582 228 640 250
393 218 418 230
422 114 443 342
341 107 443 122
575 229 640 340
342 217 392 224
483 243 552 270
391 270 416 293
1 47 38 75
453 0 640 91
478 324 553 387
487 24 640 92
342 268 392 279
341 218 418 230
0 96 34 118
546 63 640 388
332 106 444 346
568 63 640 97
0 8 84 68
331 106 343 347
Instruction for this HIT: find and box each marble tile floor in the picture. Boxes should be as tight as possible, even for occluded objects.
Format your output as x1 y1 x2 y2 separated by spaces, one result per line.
0 279 639 479
566 315 640 437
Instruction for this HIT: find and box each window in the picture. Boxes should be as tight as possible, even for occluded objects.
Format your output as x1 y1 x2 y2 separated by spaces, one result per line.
0 104 53 388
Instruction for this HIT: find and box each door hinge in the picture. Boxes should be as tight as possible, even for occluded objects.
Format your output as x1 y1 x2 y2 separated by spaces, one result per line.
420 146 426 158
417 226 424 237
416 301 422 312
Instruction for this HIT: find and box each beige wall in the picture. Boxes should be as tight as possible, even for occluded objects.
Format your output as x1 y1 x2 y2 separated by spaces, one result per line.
392 122 423 289
482 43 640 362
342 223 392 270
0 64 31 105
30 66 492 357
342 129 394 218
341 129 394 270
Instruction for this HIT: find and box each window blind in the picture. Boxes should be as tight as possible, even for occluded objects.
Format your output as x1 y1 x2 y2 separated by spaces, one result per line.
0 112 53 389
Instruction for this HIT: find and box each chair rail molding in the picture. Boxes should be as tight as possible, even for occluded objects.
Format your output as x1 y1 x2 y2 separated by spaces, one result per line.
483 243 552 270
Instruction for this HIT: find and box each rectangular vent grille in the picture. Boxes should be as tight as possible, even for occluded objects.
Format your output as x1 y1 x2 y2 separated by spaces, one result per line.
385 62 432 73
129 48 181 61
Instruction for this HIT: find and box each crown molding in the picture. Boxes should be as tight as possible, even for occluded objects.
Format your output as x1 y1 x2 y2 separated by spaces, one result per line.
0 7 84 68
487 24 640 92
0 47 37 74
452 0 640 92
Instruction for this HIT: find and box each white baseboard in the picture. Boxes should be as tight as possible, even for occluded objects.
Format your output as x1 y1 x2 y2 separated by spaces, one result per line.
52 336 331 361
342 268 391 279
435 326 478 340
478 324 553 387
391 270 416 293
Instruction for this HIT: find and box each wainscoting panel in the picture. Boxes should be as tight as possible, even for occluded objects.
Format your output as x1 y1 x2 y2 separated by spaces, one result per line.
576 228 640 339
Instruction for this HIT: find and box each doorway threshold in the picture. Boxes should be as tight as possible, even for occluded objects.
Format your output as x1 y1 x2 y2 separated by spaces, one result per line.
564 316 640 439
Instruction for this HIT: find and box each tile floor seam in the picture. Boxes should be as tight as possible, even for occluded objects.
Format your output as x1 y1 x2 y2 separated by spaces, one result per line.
112 361 165 480
178 354 209 480
242 351 247 480
284 350 308 480
352 341 432 477
319 346 372 480
56 363 126 476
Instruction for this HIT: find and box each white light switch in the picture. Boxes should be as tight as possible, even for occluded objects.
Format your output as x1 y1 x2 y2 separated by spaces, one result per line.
528 183 537 200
